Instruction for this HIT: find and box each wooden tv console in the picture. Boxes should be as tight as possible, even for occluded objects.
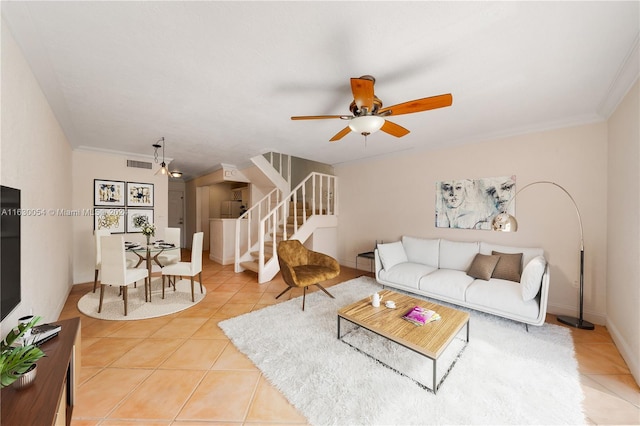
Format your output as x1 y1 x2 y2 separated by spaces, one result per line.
1 317 80 425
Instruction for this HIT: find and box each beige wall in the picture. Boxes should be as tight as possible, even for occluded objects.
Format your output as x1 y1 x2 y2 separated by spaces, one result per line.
606 79 639 383
335 122 608 325
1 22 73 334
71 150 169 284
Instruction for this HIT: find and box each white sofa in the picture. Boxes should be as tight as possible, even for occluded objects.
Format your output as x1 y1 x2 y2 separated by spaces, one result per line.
374 236 550 327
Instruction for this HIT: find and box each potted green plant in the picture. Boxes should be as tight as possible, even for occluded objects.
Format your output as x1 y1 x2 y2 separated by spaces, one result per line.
0 316 45 388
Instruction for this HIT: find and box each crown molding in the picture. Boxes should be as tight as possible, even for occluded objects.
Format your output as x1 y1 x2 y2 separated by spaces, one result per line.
597 33 640 118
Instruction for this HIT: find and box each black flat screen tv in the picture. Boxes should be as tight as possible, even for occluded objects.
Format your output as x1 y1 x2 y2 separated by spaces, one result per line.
1 185 21 320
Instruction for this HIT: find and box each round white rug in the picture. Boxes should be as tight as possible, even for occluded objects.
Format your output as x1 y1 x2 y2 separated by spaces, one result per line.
77 278 206 320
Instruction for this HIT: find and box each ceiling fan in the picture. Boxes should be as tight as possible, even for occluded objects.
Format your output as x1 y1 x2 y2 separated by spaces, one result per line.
291 75 453 142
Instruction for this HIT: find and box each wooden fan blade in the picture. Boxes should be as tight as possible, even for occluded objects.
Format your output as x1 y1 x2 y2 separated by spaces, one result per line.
291 115 344 120
380 120 410 138
329 126 351 142
378 93 453 116
350 78 375 111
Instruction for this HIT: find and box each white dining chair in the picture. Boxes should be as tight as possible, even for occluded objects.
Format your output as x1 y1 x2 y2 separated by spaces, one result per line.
161 232 203 302
93 229 111 293
157 227 181 266
98 235 149 316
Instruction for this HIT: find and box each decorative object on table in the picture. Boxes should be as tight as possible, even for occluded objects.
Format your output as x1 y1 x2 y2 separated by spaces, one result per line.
93 208 126 233
152 137 169 177
218 277 585 425
94 179 126 207
435 175 516 230
127 209 154 235
401 306 440 326
371 292 383 307
126 182 154 207
491 180 594 330
133 215 156 245
0 316 45 389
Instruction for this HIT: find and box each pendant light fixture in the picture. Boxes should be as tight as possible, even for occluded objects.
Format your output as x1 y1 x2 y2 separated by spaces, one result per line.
152 137 169 176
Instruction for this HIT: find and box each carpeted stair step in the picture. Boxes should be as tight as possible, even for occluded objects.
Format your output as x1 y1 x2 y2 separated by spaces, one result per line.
240 260 259 273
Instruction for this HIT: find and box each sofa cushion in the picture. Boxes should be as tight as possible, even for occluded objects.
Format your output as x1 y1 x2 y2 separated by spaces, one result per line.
419 269 475 300
521 256 547 300
402 236 439 267
467 254 500 280
377 241 408 271
439 240 479 271
480 242 543 270
465 278 540 320
491 251 523 282
378 263 436 289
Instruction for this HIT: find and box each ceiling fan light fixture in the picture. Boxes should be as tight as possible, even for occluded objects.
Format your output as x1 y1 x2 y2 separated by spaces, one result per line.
348 115 385 136
170 170 182 178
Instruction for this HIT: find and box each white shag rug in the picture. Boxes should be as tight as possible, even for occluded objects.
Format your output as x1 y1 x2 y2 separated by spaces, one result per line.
77 278 206 320
219 276 585 425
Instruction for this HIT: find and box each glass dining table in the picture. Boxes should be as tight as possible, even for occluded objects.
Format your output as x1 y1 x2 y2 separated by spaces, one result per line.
126 241 179 301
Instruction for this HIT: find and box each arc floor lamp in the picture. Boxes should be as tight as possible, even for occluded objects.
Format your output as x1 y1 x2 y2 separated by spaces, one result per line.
492 181 594 330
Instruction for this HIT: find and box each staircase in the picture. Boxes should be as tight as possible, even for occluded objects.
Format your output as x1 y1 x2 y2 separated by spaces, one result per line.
234 170 338 283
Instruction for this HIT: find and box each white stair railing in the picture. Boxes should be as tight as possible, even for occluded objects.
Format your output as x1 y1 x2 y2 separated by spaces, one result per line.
234 188 281 272
254 172 337 282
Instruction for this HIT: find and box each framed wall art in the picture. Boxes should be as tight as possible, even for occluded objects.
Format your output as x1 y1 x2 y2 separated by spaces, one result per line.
435 175 516 230
126 182 154 207
94 208 126 233
94 179 126 207
126 209 154 233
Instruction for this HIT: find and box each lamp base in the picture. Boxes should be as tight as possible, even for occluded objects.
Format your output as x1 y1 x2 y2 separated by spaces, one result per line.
557 315 595 330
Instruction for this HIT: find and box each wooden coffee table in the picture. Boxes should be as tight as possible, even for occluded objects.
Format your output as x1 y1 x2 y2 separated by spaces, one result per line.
337 289 469 393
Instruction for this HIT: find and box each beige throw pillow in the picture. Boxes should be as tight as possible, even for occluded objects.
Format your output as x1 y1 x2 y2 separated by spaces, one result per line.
467 254 500 281
491 251 523 282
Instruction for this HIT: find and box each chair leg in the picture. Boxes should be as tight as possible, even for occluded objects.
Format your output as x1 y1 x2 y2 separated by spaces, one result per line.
190 276 195 302
146 277 150 302
98 284 105 313
162 275 165 299
93 269 99 293
315 284 335 299
302 287 307 311
275 286 293 299
199 272 203 294
123 286 128 316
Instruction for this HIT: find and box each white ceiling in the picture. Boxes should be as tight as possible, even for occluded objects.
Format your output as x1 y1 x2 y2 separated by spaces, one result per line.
3 1 638 180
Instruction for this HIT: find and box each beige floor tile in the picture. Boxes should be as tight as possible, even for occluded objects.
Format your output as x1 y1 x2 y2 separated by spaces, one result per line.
586 373 640 407
176 370 260 422
82 337 142 368
108 317 173 338
191 317 230 340
148 317 209 339
100 421 170 426
110 338 183 368
74 368 152 418
159 338 228 370
211 343 258 371
108 369 206 420
215 303 256 319
245 375 308 423
575 342 632 375
582 380 640 425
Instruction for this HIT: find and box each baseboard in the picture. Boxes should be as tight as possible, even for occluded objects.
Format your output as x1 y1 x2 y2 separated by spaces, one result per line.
606 318 640 387
546 302 606 326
